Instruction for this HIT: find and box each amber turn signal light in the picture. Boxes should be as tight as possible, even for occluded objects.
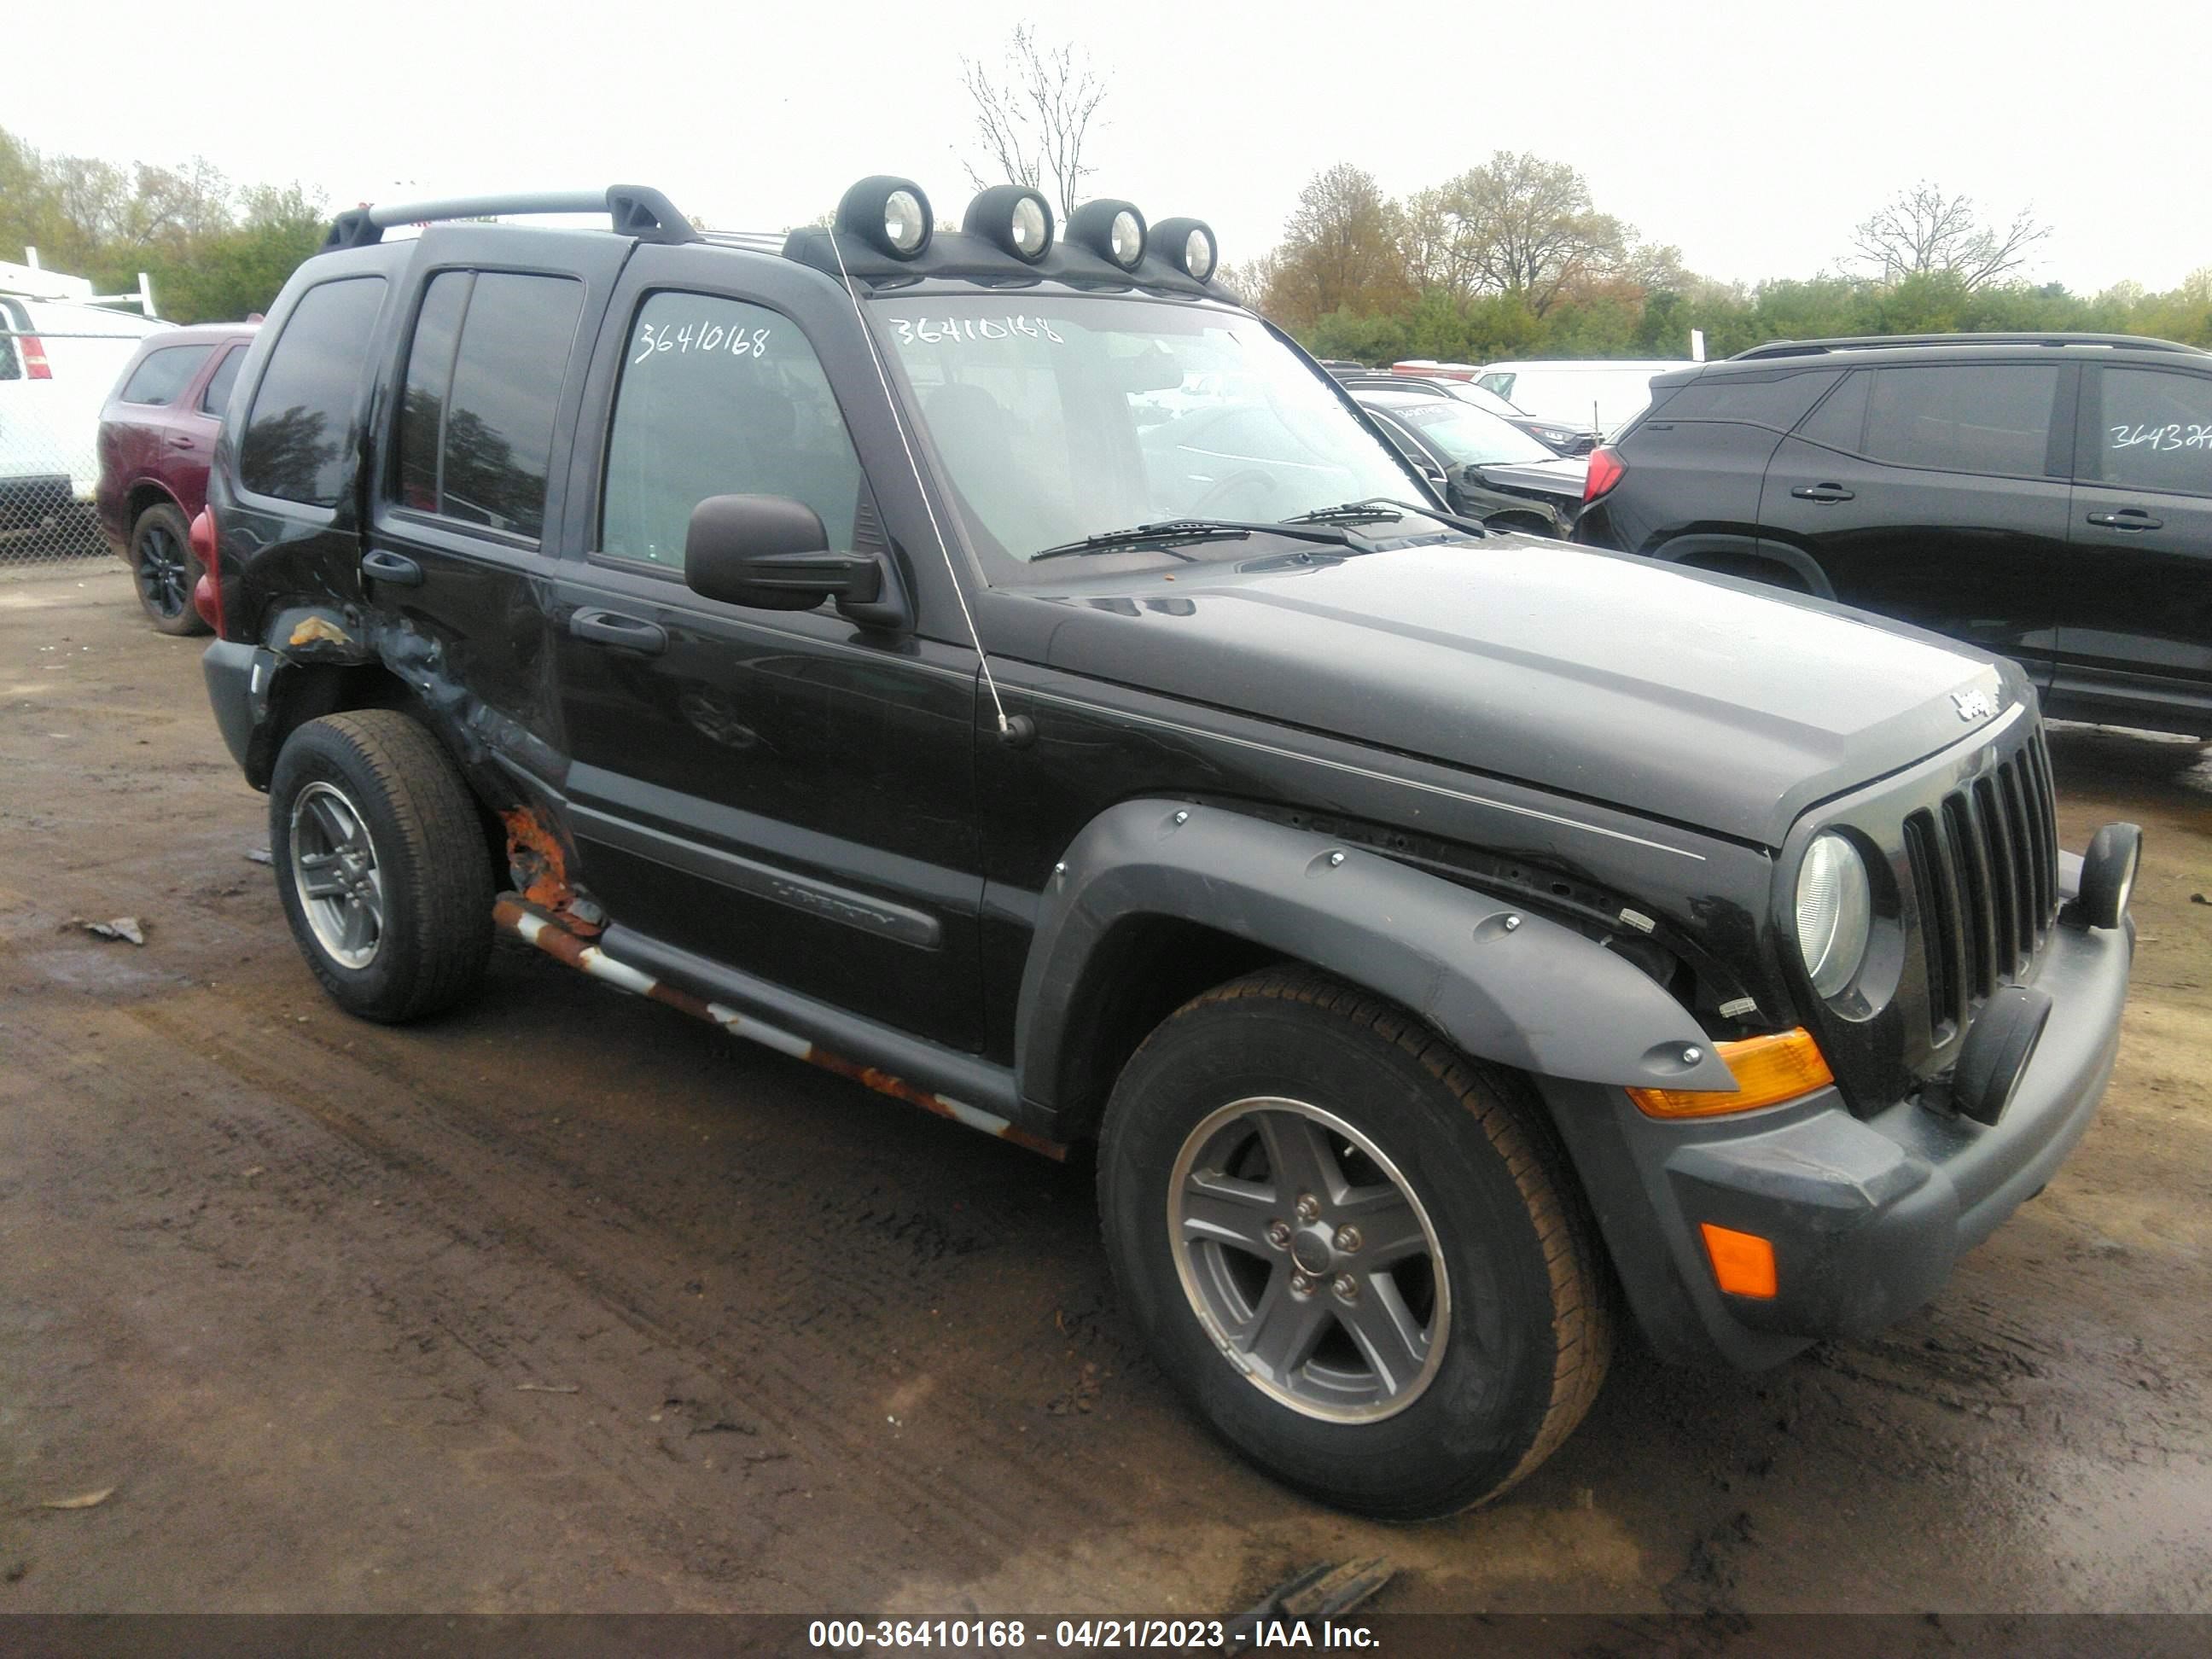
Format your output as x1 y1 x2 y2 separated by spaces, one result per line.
1627 1027 1833 1119
1699 1222 1778 1300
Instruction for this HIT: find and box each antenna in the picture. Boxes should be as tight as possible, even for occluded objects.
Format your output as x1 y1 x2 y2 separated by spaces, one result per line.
824 227 1012 736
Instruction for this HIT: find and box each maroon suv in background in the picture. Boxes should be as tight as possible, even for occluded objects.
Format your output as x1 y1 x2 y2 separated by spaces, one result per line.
96 322 258 633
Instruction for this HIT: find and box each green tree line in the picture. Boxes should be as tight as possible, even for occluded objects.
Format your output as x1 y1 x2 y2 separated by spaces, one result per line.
1234 156 2212 366
2 125 329 323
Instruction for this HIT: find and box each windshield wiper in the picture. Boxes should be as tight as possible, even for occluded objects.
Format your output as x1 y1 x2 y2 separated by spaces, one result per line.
1029 517 1373 563
1284 498 1489 537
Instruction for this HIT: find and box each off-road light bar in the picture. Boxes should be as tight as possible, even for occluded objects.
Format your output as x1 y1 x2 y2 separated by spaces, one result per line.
839 176 934 259
1067 199 1148 271
1152 217 1218 282
964 185 1056 264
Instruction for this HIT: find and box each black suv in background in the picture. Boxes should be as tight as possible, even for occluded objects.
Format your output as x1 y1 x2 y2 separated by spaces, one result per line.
193 186 2138 1520
1576 334 2212 739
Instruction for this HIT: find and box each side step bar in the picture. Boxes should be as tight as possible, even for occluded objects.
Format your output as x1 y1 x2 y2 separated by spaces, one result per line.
492 898 1065 1161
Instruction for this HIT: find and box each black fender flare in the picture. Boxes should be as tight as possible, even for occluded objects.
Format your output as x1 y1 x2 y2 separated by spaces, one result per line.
1652 533 1835 601
1014 799 1741 1117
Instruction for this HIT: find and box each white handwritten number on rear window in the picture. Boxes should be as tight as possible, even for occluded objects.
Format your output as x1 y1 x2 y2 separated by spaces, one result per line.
2109 422 2212 453
632 320 772 365
890 317 1066 346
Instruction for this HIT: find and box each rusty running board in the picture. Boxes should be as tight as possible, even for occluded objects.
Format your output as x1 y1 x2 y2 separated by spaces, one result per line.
492 897 1066 1161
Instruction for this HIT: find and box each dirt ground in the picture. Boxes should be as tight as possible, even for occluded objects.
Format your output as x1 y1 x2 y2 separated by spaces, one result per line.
2 563 2207 1616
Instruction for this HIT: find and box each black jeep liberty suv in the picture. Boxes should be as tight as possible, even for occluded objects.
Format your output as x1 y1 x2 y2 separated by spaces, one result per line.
193 179 2140 1518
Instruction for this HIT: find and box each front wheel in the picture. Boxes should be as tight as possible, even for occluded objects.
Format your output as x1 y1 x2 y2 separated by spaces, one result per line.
1097 969 1613 1518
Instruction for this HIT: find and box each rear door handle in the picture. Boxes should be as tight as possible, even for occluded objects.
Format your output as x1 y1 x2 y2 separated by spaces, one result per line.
359 550 423 586
569 608 667 655
167 434 197 450
1790 483 1855 503
2086 509 2163 531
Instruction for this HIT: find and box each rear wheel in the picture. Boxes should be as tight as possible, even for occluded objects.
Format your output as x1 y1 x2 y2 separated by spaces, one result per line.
1097 969 1613 1518
269 711 494 1022
130 503 207 635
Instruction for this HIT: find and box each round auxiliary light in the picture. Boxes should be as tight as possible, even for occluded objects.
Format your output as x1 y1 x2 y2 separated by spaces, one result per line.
836 175 934 259
963 184 1056 264
1066 199 1148 271
1795 832 1872 1001
1150 216 1219 282
1110 209 1144 266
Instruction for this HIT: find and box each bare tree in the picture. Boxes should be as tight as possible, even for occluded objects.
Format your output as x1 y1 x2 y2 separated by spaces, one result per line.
957 26 1109 218
1849 183 2048 291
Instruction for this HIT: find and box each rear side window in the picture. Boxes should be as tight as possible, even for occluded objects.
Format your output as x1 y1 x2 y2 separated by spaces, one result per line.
1650 370 1837 429
241 277 388 507
600 292 864 570
120 344 215 407
2094 368 2212 497
200 346 247 416
394 271 583 541
1860 364 2058 478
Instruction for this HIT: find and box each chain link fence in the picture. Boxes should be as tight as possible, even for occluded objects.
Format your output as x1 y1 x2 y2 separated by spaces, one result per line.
2 328 137 568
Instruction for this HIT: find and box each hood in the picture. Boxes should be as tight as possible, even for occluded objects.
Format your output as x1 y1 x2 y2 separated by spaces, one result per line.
1030 540 2023 847
1470 455 1588 501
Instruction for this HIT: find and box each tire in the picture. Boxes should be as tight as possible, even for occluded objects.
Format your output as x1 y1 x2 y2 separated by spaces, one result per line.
129 503 208 636
269 711 495 1023
1097 968 1613 1519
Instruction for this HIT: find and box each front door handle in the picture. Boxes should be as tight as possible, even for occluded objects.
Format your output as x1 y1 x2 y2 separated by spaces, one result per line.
359 550 423 586
2086 509 2163 532
1790 483 1855 503
569 608 667 655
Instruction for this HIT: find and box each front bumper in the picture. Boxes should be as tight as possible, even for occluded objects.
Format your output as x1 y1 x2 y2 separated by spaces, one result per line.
1541 912 2132 1369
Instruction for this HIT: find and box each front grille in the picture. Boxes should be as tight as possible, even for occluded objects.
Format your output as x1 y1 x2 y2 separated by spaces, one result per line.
1901 726 2061 1039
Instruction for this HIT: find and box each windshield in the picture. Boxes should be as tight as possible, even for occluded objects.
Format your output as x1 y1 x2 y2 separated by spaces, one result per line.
1445 382 1526 420
876 294 1421 577
1392 400 1553 466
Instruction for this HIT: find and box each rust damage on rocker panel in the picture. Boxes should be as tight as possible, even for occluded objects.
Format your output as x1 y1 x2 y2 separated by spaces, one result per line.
501 807 602 934
492 898 1066 1161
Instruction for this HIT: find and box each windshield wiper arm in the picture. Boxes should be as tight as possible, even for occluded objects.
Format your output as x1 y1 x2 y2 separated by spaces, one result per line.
1029 516 1372 563
1284 498 1489 537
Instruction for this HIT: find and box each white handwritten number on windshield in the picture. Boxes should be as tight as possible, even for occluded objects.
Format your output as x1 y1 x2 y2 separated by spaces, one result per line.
889 317 1067 346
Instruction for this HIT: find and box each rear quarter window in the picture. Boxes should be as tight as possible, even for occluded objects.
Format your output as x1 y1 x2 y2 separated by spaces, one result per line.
240 277 389 507
1650 370 1838 429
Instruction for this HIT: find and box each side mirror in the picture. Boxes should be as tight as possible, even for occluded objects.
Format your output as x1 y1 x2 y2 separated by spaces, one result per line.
684 494 884 612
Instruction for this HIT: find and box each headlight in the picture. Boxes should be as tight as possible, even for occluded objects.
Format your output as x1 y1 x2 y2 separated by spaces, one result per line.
1796 833 1871 999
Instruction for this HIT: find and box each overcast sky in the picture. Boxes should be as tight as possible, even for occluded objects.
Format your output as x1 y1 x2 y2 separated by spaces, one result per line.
13 0 2207 296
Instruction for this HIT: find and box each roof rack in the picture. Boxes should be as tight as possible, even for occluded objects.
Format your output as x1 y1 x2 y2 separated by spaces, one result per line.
1732 331 2208 361
321 185 700 253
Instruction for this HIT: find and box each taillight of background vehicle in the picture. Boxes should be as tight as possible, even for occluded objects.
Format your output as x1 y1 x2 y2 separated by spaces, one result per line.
1583 445 1626 504
189 508 224 635
20 335 52 379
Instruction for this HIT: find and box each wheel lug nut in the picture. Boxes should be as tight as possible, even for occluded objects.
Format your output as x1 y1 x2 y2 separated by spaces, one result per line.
1295 1193 1320 1223
1266 1220 1291 1249
1332 1273 1358 1301
1334 1225 1361 1253
1289 1272 1313 1296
